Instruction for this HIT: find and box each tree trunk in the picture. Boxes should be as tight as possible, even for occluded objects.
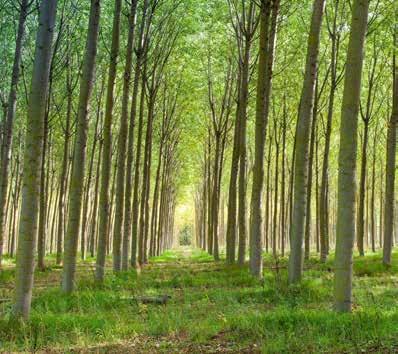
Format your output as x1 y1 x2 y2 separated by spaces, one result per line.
0 0 29 266
225 95 240 263
334 0 369 312
249 0 278 277
357 121 369 256
370 132 376 252
14 0 57 319
212 134 221 261
96 0 122 282
113 0 137 272
237 39 251 267
383 47 397 266
56 56 74 265
288 0 325 284
90 138 103 257
138 96 155 265
37 105 49 271
131 73 147 268
320 0 341 263
304 81 318 260
62 0 101 293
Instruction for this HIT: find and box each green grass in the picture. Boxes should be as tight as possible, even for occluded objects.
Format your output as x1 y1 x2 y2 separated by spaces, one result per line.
0 248 398 353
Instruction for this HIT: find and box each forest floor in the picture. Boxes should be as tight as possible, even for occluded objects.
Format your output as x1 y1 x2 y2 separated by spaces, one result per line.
1 248 398 353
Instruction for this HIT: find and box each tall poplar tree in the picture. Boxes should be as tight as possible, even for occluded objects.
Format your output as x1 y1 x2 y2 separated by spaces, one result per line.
0 0 30 267
334 0 369 313
13 0 57 319
288 0 326 284
96 0 122 282
62 0 101 293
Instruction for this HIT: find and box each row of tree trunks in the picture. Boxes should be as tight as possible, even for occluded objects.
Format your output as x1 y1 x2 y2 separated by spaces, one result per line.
382 30 397 266
0 0 30 267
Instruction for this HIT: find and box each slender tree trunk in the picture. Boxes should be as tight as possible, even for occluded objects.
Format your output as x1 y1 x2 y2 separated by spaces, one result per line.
280 94 287 256
320 0 340 263
357 120 369 256
80 98 102 260
138 96 155 265
90 138 102 257
123 0 148 271
304 83 318 260
383 46 397 266
212 134 221 261
225 95 240 263
131 73 147 268
334 0 369 312
0 0 29 266
288 0 325 284
96 0 122 282
237 40 251 266
315 128 320 253
272 129 280 257
249 0 278 277
37 106 49 271
265 141 272 254
370 132 376 252
14 0 57 319
150 144 163 256
56 59 74 265
113 0 137 272
202 145 208 251
62 0 101 293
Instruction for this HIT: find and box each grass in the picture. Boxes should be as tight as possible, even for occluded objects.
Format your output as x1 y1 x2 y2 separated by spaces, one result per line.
0 248 398 353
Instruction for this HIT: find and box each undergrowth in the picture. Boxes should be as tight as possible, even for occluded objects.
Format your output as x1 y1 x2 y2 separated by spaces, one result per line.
0 248 397 353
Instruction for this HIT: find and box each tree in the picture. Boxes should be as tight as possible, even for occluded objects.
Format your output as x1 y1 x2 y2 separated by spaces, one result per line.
123 0 149 270
334 0 369 313
207 55 234 261
249 0 279 277
226 0 258 266
288 0 326 284
112 0 138 272
319 0 345 262
382 29 397 266
62 0 101 293
95 0 122 282
13 0 57 319
0 0 30 267
357 39 382 256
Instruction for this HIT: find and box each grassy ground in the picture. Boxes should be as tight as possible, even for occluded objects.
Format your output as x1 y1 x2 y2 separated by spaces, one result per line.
1 248 398 353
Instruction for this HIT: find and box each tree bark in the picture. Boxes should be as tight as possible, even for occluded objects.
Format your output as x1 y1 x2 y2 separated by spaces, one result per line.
383 44 397 266
124 0 149 271
249 0 277 277
96 0 122 282
334 0 369 312
62 0 101 293
113 0 137 272
14 0 57 319
0 0 29 266
288 0 325 284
